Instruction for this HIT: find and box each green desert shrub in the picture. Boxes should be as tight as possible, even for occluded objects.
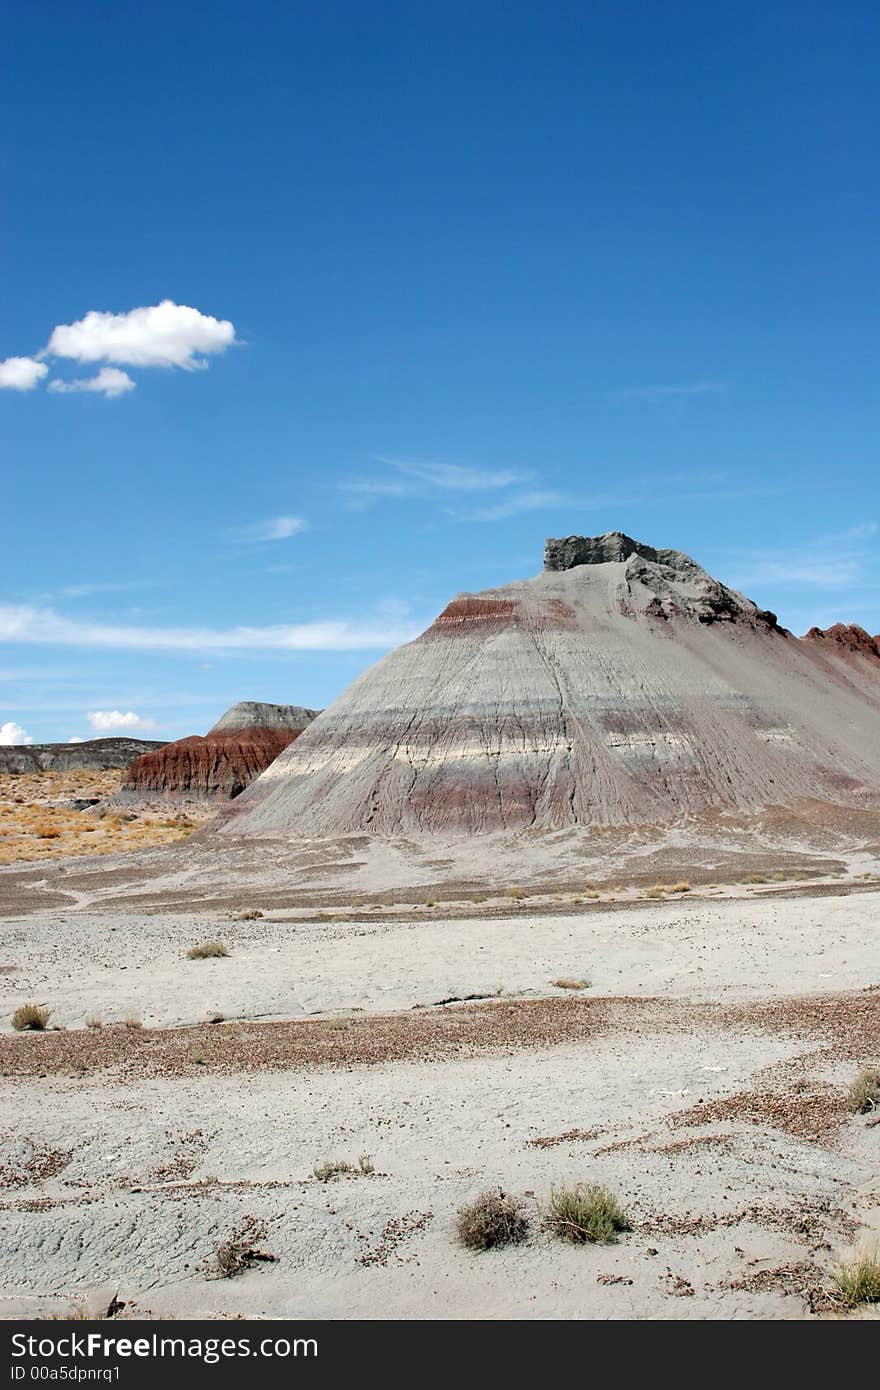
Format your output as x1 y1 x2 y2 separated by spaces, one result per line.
454 1190 529 1250
186 941 229 960
12 1003 50 1031
831 1245 880 1306
544 1183 629 1245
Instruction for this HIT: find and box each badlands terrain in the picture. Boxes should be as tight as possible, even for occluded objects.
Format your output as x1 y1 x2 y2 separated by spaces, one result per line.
0 535 878 1320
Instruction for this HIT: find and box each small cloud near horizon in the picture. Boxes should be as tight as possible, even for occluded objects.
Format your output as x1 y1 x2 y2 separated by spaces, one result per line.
0 720 34 745
86 709 157 732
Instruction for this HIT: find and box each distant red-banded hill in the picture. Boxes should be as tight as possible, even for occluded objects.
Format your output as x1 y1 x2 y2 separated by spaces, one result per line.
122 702 319 799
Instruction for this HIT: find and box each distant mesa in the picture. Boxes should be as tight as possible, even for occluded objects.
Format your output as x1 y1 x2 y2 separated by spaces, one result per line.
216 531 880 839
0 737 165 777
122 702 319 800
803 623 880 663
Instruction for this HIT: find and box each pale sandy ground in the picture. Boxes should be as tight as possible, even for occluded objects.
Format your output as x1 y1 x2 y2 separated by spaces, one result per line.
1 892 878 1031
1 873 879 1320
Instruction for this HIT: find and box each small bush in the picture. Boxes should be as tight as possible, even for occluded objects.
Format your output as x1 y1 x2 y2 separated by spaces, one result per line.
236 909 263 921
313 1154 374 1182
121 1016 142 1030
544 1183 629 1245
208 1216 277 1280
186 941 229 960
12 1004 50 1031
504 887 526 900
34 825 60 840
647 881 690 898
314 1159 352 1181
831 1245 880 1305
741 873 768 884
847 1067 880 1114
551 978 590 990
454 1189 529 1250
85 1017 102 1030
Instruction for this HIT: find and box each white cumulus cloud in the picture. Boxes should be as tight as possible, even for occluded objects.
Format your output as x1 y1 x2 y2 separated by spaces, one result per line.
48 367 136 399
0 357 49 391
86 710 157 732
68 737 85 744
0 721 33 745
46 300 237 370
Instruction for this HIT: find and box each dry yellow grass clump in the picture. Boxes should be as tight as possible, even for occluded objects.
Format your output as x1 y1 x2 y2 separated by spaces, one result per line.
0 768 200 864
646 881 691 898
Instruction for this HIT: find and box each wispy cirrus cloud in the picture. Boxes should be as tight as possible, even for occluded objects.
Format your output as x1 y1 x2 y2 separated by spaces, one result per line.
721 522 879 594
453 490 568 522
0 603 421 653
375 456 533 491
602 380 727 403
60 580 157 599
340 453 536 512
231 516 307 542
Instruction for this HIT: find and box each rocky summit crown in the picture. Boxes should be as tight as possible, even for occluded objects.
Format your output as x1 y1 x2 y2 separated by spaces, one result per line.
544 531 699 573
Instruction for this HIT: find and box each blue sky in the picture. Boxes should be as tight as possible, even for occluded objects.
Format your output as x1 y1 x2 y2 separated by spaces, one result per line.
2 1 878 744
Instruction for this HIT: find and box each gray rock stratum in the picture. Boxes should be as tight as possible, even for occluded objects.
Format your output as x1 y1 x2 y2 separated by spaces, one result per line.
0 737 165 776
219 532 880 837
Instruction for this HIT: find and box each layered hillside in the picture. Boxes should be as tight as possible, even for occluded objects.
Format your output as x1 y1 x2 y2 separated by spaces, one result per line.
220 533 880 837
122 703 318 800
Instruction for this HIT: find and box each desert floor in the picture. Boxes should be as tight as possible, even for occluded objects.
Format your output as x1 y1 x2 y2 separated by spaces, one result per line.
0 768 209 867
0 799 878 1320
